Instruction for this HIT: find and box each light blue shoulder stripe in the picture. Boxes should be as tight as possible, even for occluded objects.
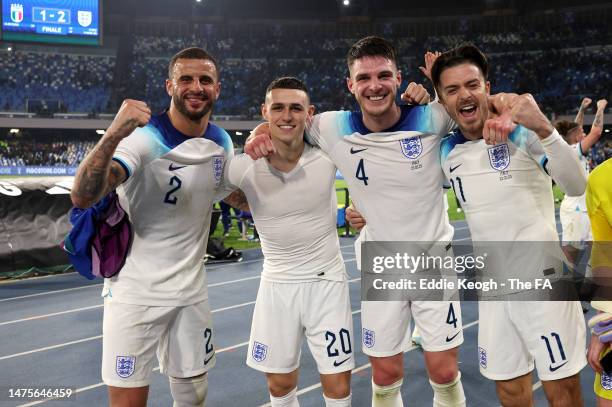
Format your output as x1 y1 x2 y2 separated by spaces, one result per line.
141 124 172 158
336 111 354 137
440 131 466 163
508 125 530 153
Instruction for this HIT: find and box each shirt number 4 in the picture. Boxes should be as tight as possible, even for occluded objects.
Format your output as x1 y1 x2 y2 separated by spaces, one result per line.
355 159 369 186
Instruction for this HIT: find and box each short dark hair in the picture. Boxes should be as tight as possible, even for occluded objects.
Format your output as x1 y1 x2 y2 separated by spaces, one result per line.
168 47 218 79
265 76 309 96
554 120 581 141
431 44 489 94
346 36 397 69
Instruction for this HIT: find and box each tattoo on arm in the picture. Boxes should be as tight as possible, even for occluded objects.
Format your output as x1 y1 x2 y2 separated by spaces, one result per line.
224 190 250 212
574 105 586 127
593 107 604 128
71 136 125 207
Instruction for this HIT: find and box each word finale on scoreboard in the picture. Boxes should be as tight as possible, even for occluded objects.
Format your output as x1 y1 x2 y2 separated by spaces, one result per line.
1 0 101 45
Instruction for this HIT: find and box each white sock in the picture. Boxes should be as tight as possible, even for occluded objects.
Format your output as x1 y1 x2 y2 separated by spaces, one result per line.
270 387 300 407
372 379 404 407
324 392 352 406
429 372 466 407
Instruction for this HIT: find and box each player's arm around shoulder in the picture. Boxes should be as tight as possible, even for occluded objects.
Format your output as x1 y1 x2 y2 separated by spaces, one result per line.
220 154 252 212
71 99 151 208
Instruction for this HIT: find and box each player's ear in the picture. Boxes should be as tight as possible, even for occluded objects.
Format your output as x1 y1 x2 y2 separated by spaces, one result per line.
307 104 315 117
346 77 355 95
261 103 269 120
396 69 402 86
214 81 221 100
485 81 491 95
165 79 173 97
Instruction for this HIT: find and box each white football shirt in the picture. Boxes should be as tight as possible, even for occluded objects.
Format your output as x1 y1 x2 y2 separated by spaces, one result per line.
440 126 585 294
307 103 455 244
225 144 346 282
105 112 234 306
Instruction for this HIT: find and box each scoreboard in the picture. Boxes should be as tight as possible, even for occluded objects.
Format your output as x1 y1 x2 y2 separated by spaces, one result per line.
1 0 101 45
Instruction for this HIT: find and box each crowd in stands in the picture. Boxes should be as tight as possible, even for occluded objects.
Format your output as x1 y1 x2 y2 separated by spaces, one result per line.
0 137 95 166
0 52 114 114
589 138 612 167
0 11 611 118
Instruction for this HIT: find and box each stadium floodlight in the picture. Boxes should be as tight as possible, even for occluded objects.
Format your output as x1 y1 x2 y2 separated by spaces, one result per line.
9 128 19 133
96 129 106 135
606 129 610 133
343 0 349 5
235 131 243 136
7 46 12 51
196 0 202 2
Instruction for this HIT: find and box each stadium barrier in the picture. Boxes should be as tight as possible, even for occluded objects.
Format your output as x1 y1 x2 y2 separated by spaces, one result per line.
0 178 72 276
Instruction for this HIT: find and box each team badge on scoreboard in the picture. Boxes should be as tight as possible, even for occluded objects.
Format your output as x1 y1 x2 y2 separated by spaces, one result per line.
399 136 422 159
487 143 510 171
116 356 136 378
362 328 375 348
252 341 268 362
77 10 92 27
10 3 24 23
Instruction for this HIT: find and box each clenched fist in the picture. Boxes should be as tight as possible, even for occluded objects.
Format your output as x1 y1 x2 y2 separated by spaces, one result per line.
106 99 152 140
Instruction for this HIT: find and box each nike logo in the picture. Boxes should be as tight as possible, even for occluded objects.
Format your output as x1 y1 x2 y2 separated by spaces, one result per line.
333 357 351 367
549 361 568 372
350 147 368 154
446 332 460 342
204 351 215 365
169 163 187 171
449 164 462 173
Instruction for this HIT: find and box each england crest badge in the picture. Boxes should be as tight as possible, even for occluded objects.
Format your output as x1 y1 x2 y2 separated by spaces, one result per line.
116 355 136 378
10 4 24 23
252 341 268 362
362 328 375 348
487 144 510 171
399 137 422 159
77 10 93 27
602 372 612 391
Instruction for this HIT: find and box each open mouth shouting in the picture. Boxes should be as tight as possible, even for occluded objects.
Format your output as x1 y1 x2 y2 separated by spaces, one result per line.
458 102 478 119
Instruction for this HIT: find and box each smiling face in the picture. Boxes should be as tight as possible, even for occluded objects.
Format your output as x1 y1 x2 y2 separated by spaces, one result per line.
437 62 491 139
166 58 220 122
262 88 314 144
347 56 401 121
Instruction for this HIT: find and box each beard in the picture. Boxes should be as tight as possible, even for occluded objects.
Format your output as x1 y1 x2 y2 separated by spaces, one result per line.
173 91 214 122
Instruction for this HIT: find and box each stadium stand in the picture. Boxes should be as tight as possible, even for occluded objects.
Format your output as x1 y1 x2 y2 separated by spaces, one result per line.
1 6 611 118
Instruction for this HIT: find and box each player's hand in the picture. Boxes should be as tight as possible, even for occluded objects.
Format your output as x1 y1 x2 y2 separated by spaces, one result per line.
588 334 607 374
244 123 275 159
483 111 516 146
401 82 430 105
418 51 441 82
507 93 554 140
345 205 366 231
597 99 608 111
487 92 519 116
106 99 151 140
581 97 592 109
